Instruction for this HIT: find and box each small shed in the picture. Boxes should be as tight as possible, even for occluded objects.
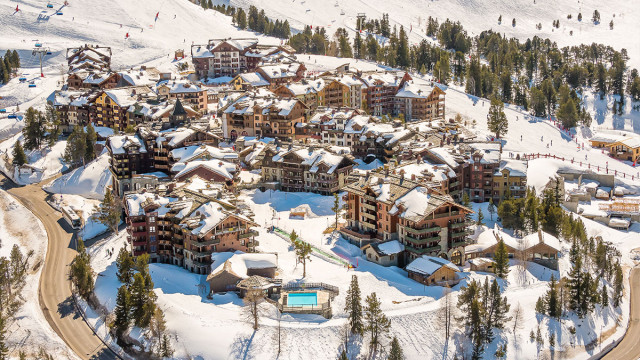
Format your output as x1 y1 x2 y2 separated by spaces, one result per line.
468 258 495 273
405 256 461 287
361 240 405 267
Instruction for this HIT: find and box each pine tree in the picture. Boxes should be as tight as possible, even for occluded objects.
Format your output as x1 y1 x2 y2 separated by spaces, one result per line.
130 272 156 328
63 125 86 167
292 231 312 277
470 297 484 360
487 97 508 138
344 275 363 335
535 297 546 314
92 188 121 234
462 192 471 207
11 140 27 166
485 279 511 343
116 247 134 285
488 198 496 220
45 104 62 148
22 107 47 151
602 284 609 307
85 122 97 163
388 336 404 360
70 238 94 300
493 238 510 279
113 285 131 337
476 208 485 226
160 334 174 358
547 275 560 318
613 261 623 307
364 292 391 356
339 350 348 360
0 314 8 360
332 192 341 232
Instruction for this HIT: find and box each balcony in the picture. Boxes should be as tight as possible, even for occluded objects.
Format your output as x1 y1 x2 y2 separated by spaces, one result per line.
404 225 440 235
449 181 460 187
451 229 470 238
434 210 460 219
450 221 472 229
404 235 440 245
131 231 147 237
405 244 442 255
194 238 220 247
239 230 259 239
214 226 245 236
362 212 376 221
248 239 260 247
362 202 376 211
129 221 146 227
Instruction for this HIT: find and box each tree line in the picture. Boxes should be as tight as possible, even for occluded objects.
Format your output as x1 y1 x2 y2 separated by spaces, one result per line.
113 250 173 357
63 123 97 168
0 50 20 84
205 3 291 39
0 244 33 359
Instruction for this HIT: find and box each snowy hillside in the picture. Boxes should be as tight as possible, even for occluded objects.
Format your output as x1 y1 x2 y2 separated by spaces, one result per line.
228 0 640 68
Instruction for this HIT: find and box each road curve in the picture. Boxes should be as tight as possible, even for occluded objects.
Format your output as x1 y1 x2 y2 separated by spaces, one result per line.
0 174 117 360
601 267 640 360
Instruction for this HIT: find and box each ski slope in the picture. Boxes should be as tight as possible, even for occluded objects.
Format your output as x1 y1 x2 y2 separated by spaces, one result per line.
229 0 640 68
0 0 281 70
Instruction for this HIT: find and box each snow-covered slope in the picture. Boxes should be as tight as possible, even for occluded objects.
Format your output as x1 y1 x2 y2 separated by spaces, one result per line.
0 0 280 69
229 0 640 68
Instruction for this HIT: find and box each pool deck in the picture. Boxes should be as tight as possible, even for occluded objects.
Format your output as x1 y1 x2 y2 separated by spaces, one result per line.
279 290 331 308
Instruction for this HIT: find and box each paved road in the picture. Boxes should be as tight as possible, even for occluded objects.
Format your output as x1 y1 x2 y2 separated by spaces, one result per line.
602 267 640 360
0 174 117 360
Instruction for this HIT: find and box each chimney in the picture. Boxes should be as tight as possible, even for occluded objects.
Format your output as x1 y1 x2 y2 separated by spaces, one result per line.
538 229 543 243
411 174 416 181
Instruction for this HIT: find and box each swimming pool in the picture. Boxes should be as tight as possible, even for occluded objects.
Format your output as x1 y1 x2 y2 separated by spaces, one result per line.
287 292 317 306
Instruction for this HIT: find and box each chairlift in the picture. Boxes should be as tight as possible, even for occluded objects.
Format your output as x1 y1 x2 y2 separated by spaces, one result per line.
19 77 27 82
28 84 37 88
47 3 54 8
46 51 52 55
35 43 42 47
0 109 6 113
56 11 63 15
8 114 18 119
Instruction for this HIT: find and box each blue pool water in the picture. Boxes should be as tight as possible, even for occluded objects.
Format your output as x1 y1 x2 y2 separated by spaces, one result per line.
287 292 317 306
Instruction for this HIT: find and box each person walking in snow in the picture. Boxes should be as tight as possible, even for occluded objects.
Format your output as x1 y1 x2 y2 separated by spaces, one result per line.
541 135 543 142
550 140 552 146
585 154 588 160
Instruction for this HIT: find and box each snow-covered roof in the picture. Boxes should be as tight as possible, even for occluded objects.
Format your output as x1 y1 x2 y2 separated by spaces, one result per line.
376 240 405 255
237 72 269 87
171 145 238 172
522 231 561 252
272 147 351 175
259 63 301 80
125 192 192 219
162 81 204 94
174 159 237 181
209 252 277 278
405 256 458 276
359 71 404 88
396 161 455 182
496 159 527 177
186 202 252 236
109 135 147 155
395 80 440 99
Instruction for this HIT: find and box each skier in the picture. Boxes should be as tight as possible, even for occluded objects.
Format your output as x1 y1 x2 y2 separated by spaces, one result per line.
541 135 543 142
550 140 552 146
520 135 522 141
174 14 176 19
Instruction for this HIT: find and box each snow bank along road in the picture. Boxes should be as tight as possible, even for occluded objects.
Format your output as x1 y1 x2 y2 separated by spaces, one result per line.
602 267 640 360
0 172 117 360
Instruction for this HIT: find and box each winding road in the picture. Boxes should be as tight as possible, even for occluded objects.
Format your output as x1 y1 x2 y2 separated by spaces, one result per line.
601 267 640 360
0 174 117 360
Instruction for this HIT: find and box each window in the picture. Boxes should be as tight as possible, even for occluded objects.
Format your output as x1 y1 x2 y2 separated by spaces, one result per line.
150 245 156 252
149 226 156 233
149 216 156 223
149 236 156 242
